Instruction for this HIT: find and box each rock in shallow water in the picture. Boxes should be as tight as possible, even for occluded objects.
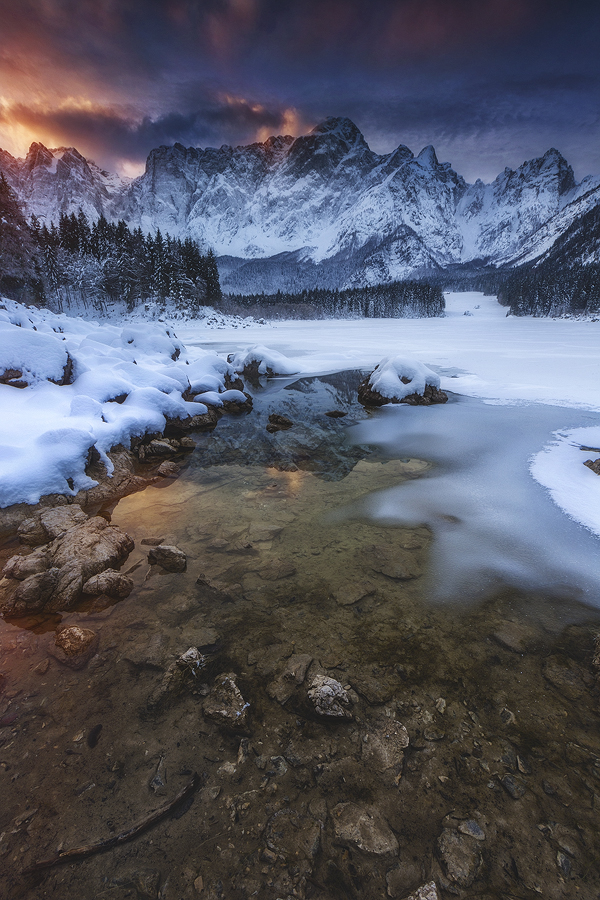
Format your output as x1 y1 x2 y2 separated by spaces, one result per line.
51 625 99 669
82 568 134 599
436 828 482 888
5 568 60 614
396 883 440 900
308 675 352 718
332 802 399 855
267 653 313 704
203 672 249 729
266 413 294 433
361 719 410 772
147 544 187 572
2 547 50 580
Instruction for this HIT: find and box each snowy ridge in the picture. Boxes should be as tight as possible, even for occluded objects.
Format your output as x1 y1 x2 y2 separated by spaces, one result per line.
2 117 599 291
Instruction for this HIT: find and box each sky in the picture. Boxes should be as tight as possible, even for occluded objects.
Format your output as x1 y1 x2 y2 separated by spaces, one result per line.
0 0 599 182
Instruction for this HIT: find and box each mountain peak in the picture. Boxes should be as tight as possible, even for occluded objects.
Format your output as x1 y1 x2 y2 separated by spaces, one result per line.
310 117 366 147
415 145 439 168
24 142 55 172
543 147 566 164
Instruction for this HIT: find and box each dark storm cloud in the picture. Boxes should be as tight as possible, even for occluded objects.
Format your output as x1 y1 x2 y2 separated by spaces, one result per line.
0 95 293 167
0 0 599 179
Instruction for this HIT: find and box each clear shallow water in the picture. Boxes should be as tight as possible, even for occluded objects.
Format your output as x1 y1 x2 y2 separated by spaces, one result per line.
1 372 600 900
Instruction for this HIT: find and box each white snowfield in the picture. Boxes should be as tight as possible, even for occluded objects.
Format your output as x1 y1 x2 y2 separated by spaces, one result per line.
0 298 239 507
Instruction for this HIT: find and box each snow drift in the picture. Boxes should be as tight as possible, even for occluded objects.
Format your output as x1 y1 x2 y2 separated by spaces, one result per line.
0 299 239 508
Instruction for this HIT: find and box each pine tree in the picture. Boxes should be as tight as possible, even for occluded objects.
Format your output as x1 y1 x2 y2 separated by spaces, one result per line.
0 173 40 300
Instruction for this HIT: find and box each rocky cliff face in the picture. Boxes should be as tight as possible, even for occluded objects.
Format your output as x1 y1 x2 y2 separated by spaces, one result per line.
1 117 598 291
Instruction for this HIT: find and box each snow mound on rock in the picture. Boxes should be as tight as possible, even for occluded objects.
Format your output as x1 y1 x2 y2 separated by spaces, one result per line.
363 356 441 401
230 345 300 377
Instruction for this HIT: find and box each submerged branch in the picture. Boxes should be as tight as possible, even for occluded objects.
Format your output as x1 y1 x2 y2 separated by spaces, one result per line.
26 772 203 874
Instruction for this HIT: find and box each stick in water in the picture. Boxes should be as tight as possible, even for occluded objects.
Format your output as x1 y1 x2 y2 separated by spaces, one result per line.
27 772 202 873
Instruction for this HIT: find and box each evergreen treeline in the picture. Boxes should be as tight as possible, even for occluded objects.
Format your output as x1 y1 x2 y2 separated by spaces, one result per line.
496 263 600 316
223 280 444 319
0 173 44 302
495 205 600 316
0 174 221 312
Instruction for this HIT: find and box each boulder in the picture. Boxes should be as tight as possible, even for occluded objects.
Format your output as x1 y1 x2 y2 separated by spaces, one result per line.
48 517 135 610
3 547 50 580
82 569 134 599
51 625 99 669
436 829 482 888
264 809 321 861
147 544 187 572
361 719 410 772
165 407 221 435
358 356 448 407
402 884 440 900
147 647 206 709
39 506 89 540
203 672 249 729
18 506 88 546
332 802 399 855
143 439 177 458
266 414 294 433
4 569 60 614
156 461 180 477
228 346 299 381
267 653 313 704
308 675 352 718
222 392 253 414
2 515 135 614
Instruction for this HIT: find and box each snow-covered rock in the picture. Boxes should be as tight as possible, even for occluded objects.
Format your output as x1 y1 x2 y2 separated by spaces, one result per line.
230 345 300 378
358 356 448 406
0 298 239 508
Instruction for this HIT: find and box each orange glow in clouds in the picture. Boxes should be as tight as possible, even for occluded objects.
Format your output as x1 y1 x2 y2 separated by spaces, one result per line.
255 109 310 143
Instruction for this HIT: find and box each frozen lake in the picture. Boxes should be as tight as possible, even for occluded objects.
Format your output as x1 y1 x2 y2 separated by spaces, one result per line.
180 291 600 593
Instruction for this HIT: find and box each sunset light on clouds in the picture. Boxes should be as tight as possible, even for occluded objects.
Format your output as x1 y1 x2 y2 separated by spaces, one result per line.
0 0 598 180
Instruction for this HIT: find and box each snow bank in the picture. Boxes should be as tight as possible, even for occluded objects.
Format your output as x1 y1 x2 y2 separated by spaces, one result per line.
0 324 71 386
362 356 441 402
230 345 300 377
0 299 238 508
530 426 600 538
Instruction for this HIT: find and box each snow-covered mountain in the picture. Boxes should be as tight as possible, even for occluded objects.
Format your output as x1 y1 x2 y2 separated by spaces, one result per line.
0 142 128 224
1 117 599 291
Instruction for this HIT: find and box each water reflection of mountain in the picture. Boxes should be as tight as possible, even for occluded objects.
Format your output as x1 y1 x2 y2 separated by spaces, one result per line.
190 371 374 480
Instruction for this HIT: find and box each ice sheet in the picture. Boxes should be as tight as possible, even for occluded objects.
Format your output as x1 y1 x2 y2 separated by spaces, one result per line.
348 398 600 602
